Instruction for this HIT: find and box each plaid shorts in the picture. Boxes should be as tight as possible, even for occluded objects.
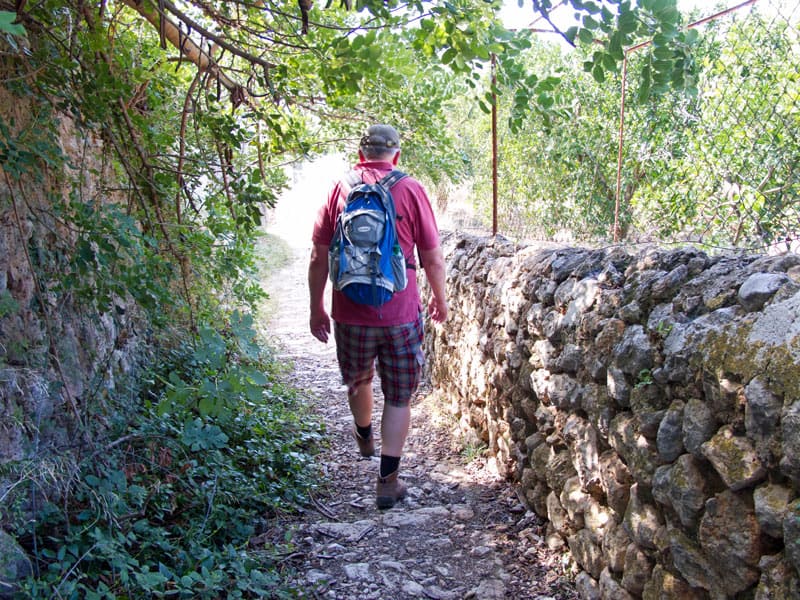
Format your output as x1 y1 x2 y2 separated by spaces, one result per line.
333 315 425 407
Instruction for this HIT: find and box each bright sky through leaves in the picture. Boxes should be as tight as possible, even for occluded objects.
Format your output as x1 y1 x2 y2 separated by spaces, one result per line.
498 1 771 36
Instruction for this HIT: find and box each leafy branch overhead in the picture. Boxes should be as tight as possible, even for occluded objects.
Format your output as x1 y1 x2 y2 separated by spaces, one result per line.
107 0 696 117
0 1 707 300
531 1 699 92
0 0 709 301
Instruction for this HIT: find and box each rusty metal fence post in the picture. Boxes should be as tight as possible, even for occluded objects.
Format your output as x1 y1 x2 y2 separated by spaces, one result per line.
491 52 498 237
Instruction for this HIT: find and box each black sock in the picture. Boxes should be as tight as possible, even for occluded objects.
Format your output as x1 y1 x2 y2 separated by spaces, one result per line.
380 455 400 478
355 423 372 440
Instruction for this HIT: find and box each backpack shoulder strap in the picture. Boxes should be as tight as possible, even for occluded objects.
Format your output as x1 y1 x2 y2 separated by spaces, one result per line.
339 170 364 208
378 169 407 190
343 170 362 189
378 169 416 269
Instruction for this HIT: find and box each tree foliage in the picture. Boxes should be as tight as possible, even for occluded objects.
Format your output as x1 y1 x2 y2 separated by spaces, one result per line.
457 2 799 249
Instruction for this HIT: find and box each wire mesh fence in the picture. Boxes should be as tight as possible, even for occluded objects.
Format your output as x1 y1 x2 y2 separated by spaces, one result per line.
621 0 799 253
474 0 799 254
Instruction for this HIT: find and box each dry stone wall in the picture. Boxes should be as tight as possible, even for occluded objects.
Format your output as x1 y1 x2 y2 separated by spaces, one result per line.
0 88 145 466
1 85 148 586
424 232 800 599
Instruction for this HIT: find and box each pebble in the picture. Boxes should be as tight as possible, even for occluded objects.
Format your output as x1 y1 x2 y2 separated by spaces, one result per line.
306 569 331 584
470 545 494 558
343 562 371 581
452 505 475 520
382 510 434 528
401 580 425 595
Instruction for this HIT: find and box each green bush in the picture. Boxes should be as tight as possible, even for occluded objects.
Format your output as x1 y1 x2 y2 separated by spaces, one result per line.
8 315 323 599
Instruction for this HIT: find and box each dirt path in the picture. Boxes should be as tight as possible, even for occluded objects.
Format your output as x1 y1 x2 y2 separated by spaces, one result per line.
260 242 577 600
261 161 577 599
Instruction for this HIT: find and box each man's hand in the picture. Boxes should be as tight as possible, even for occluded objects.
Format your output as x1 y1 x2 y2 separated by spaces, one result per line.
428 296 448 323
420 246 448 324
310 309 331 343
308 242 331 343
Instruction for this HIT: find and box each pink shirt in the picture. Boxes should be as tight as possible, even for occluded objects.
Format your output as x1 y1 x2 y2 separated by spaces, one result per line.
312 160 441 326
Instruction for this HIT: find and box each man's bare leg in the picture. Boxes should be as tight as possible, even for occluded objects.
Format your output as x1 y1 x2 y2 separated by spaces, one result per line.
375 402 410 508
380 404 411 457
348 380 374 428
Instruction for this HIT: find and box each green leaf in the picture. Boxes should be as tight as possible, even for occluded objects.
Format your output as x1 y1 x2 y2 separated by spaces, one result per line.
655 6 679 23
0 11 25 36
652 33 671 48
591 63 605 83
578 28 595 44
565 26 578 44
653 59 673 75
651 0 674 12
0 290 19 318
608 31 624 61
637 65 652 103
158 562 174 580
660 22 680 39
475 45 490 60
582 1 601 14
653 45 673 60
182 418 229 450
684 28 700 45
539 76 561 91
651 82 669 95
537 93 554 109
618 12 638 35
248 370 268 386
198 395 214 416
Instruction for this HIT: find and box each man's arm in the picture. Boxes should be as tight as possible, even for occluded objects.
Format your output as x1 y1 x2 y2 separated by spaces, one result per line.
418 246 448 323
308 242 331 342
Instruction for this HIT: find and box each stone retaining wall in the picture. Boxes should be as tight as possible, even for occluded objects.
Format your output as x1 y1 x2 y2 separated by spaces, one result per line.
1 85 147 588
424 232 800 599
1 86 145 461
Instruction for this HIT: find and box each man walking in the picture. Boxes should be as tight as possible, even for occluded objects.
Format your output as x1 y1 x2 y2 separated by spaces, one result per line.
308 124 448 509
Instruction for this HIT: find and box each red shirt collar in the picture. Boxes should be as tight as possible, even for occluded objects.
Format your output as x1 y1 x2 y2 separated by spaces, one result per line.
357 160 394 170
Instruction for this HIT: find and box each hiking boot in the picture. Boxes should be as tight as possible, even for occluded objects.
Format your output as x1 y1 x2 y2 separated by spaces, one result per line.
353 427 375 457
376 470 407 510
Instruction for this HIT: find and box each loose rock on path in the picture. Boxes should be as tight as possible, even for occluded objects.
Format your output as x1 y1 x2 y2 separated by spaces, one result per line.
261 230 578 599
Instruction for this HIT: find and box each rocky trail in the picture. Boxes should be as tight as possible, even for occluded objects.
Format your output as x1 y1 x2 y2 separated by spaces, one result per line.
260 238 579 600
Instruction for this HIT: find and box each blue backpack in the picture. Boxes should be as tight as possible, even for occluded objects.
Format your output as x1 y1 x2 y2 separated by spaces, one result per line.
328 169 409 306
